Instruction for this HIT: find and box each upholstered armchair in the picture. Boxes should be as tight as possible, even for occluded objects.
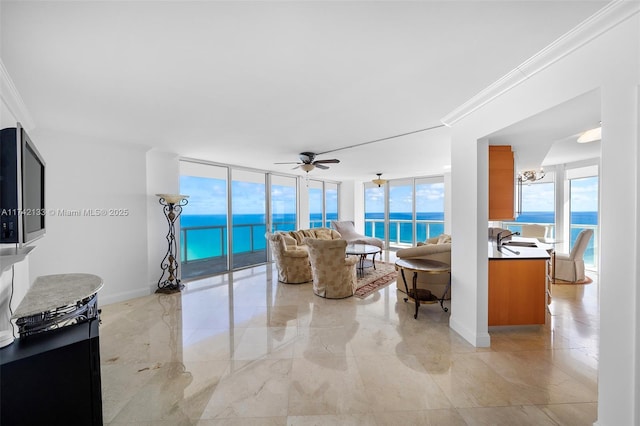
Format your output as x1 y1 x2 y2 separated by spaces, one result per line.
330 220 384 250
521 224 547 239
266 233 312 284
395 234 451 296
304 238 358 299
554 229 594 282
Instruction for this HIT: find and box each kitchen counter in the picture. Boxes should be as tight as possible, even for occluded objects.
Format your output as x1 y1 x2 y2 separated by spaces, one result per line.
488 237 551 260
488 237 551 326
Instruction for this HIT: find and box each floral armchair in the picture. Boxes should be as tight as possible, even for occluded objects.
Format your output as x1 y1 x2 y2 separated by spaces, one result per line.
266 233 312 284
304 238 358 299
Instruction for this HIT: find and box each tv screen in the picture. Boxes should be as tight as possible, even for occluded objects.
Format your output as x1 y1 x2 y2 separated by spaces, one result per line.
0 123 46 245
22 133 46 240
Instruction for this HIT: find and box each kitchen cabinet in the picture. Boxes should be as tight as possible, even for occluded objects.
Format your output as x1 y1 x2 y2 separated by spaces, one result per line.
489 145 515 220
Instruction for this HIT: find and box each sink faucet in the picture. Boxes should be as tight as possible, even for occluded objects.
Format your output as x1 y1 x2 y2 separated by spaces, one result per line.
496 230 520 247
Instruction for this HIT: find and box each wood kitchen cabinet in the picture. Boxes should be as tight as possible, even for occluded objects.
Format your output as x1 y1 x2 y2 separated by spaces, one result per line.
489 145 515 220
488 258 548 326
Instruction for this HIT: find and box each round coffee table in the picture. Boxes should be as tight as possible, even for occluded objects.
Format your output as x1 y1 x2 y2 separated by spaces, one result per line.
345 243 382 276
395 258 451 318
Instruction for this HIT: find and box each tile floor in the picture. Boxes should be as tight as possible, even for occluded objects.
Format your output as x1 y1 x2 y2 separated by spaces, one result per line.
99 255 599 425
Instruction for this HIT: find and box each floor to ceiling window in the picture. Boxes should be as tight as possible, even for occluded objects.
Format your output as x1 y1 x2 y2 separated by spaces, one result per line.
502 164 599 270
389 179 413 245
415 178 445 243
364 182 387 241
231 170 267 269
308 179 340 228
179 160 302 279
179 162 228 279
270 175 297 232
325 182 338 228
569 174 598 268
365 176 444 247
505 175 555 237
308 180 324 228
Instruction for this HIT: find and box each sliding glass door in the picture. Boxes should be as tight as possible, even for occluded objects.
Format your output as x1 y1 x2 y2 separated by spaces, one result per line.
570 175 598 268
364 182 387 242
389 179 413 245
231 170 267 269
365 176 444 248
415 178 445 243
270 175 297 232
325 182 338 227
179 162 228 279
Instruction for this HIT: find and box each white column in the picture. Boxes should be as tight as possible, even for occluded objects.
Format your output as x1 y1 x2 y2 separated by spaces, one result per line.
449 130 490 347
596 81 639 426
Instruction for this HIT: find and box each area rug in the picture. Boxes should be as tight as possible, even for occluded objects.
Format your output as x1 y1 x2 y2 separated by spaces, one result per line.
354 262 397 299
552 276 593 285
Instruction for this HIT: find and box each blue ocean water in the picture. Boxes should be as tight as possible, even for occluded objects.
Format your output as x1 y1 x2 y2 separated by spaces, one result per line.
181 211 598 265
365 212 445 244
181 213 335 261
510 211 597 265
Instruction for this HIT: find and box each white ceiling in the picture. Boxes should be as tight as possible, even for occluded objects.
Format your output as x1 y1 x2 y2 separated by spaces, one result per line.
1 1 606 181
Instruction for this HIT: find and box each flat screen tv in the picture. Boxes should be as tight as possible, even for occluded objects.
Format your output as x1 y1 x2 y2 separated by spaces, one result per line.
0 123 46 245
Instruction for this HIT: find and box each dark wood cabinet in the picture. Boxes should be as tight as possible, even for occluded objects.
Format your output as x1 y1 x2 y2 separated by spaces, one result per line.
0 319 103 425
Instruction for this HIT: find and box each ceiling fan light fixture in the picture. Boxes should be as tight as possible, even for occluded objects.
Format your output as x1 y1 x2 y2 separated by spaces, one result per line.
577 126 602 143
300 163 315 173
372 173 387 187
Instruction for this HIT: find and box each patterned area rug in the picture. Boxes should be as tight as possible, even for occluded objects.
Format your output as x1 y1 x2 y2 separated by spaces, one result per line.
354 262 397 299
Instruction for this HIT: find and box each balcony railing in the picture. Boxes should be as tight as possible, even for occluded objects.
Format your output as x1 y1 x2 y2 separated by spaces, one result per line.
364 218 445 247
503 221 598 269
180 221 296 263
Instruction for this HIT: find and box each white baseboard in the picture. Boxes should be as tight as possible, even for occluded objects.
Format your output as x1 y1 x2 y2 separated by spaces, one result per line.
449 316 491 347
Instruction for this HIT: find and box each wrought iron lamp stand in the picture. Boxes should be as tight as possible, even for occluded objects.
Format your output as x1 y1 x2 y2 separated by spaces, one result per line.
156 194 189 294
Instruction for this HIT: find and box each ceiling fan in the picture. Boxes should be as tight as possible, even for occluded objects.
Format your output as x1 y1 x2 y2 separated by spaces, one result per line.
275 152 340 172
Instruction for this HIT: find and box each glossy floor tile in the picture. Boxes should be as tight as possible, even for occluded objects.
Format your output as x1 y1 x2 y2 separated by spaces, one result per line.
100 260 599 425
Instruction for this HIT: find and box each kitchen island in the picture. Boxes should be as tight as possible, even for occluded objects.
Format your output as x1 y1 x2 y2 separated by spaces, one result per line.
488 238 551 326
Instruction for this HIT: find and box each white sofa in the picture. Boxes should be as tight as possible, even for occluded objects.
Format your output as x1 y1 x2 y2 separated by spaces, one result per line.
395 234 451 296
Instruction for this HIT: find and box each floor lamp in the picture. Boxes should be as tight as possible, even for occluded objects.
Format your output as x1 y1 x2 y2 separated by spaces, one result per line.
156 193 189 294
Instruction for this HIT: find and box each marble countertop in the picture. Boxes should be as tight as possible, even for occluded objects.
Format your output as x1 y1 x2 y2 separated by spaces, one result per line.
12 273 103 319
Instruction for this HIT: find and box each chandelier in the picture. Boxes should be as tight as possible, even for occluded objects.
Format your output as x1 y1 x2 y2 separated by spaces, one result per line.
372 173 387 187
518 168 545 184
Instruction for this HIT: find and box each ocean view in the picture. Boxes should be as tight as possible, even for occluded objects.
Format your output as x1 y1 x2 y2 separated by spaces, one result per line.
180 211 598 265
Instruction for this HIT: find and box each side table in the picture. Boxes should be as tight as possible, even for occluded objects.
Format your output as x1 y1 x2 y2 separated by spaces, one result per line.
395 258 451 319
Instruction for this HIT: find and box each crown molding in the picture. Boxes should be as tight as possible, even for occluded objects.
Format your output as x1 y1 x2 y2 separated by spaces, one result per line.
0 58 35 130
441 0 640 127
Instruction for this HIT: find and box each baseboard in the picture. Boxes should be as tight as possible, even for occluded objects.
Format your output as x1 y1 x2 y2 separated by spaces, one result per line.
100 287 152 306
449 316 491 348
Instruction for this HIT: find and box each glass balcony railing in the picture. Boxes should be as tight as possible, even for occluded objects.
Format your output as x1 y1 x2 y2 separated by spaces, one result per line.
364 219 445 247
180 221 294 263
503 221 598 269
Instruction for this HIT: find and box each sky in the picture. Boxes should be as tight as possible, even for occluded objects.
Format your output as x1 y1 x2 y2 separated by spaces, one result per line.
181 175 598 217
181 175 297 215
365 182 445 213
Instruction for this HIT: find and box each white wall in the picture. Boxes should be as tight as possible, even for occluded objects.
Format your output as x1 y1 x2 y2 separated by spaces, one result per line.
339 179 356 224
27 129 151 305
449 9 639 426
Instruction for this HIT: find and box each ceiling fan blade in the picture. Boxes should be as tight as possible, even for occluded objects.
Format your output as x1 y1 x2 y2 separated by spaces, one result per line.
315 164 330 170
291 165 300 170
313 159 340 164
274 161 301 165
